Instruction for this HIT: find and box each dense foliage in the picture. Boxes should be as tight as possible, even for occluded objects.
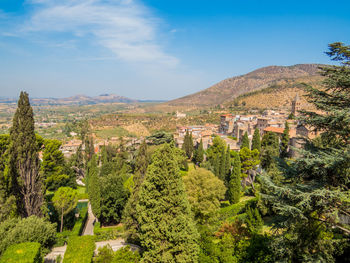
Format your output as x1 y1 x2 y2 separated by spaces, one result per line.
0 216 56 256
0 242 41 263
184 168 226 222
63 236 95 263
262 42 350 262
136 144 199 262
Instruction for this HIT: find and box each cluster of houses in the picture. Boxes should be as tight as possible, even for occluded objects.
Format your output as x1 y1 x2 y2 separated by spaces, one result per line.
174 95 319 154
59 95 318 158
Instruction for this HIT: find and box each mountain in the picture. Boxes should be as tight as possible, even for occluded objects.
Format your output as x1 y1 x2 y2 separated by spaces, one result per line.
0 94 138 105
165 64 324 108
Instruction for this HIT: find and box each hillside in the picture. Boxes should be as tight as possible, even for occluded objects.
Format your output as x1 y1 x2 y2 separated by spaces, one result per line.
164 64 324 109
227 75 324 110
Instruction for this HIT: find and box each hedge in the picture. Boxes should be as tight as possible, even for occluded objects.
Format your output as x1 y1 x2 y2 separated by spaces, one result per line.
0 242 41 263
94 223 124 242
63 236 95 263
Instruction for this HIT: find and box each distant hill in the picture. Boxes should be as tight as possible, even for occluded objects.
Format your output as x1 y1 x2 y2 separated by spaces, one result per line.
164 64 324 109
0 94 138 105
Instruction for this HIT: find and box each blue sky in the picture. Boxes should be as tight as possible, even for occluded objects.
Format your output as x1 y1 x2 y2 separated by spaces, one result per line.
0 0 350 100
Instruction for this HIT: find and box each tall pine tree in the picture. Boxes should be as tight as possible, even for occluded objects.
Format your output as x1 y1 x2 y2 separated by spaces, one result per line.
136 144 199 262
193 139 204 165
8 92 43 217
240 131 250 149
182 131 194 159
280 121 290 159
228 151 241 204
251 128 261 153
123 140 149 243
262 43 350 262
87 155 101 218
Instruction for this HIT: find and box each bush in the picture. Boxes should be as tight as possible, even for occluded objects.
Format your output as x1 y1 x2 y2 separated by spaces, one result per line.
93 245 140 263
63 236 95 263
113 246 140 263
94 223 124 242
0 242 41 263
0 216 56 256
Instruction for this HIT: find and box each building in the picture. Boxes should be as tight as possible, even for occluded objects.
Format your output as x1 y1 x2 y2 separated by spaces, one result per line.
291 94 301 116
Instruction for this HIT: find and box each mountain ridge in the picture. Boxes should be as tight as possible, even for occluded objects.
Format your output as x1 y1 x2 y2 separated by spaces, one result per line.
165 64 324 108
0 93 139 105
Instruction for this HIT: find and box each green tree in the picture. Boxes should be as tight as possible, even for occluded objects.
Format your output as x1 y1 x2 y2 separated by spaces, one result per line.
52 187 78 232
183 168 226 222
260 132 279 171
136 144 199 262
42 139 70 191
280 121 290 159
193 139 204 165
146 131 174 145
228 151 241 204
206 136 226 167
8 91 43 217
239 147 260 174
262 43 350 262
112 246 140 263
87 156 101 218
225 146 231 178
219 147 226 181
100 173 129 225
241 131 250 149
182 131 194 159
123 140 150 243
251 128 261 153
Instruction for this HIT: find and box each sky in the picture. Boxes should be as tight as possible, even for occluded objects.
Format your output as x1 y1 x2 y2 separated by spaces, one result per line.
0 0 350 100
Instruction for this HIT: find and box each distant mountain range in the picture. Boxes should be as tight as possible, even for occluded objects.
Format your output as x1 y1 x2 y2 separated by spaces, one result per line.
0 94 143 105
164 64 324 108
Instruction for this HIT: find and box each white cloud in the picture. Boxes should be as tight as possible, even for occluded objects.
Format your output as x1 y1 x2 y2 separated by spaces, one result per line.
22 0 179 66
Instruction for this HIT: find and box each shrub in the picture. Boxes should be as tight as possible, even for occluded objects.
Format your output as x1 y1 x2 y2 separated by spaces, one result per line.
0 242 41 263
63 236 95 263
0 216 56 256
94 223 124 242
93 245 140 263
94 245 114 263
112 246 140 263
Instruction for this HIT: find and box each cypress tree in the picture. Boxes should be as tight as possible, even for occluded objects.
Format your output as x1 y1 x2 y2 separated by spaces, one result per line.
136 144 199 262
225 146 231 180
8 91 43 217
240 131 250 149
213 153 220 178
251 128 261 152
182 131 194 159
193 139 204 165
219 147 226 181
228 151 241 204
123 140 149 243
87 155 101 218
280 121 290 159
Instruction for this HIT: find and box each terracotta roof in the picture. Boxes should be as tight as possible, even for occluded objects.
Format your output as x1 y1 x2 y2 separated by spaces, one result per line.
264 127 285 134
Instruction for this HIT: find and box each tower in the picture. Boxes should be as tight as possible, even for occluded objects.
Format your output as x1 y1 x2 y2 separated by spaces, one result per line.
291 94 301 116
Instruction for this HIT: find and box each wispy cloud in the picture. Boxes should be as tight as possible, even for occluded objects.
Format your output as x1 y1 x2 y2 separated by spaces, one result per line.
21 0 179 66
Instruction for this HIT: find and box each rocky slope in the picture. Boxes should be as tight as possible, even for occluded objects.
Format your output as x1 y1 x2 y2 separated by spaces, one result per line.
166 64 324 108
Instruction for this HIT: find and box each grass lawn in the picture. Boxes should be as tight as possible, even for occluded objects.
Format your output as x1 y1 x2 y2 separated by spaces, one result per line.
77 186 88 199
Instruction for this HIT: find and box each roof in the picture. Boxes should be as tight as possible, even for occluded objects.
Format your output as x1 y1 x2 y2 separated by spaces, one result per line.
264 126 285 134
